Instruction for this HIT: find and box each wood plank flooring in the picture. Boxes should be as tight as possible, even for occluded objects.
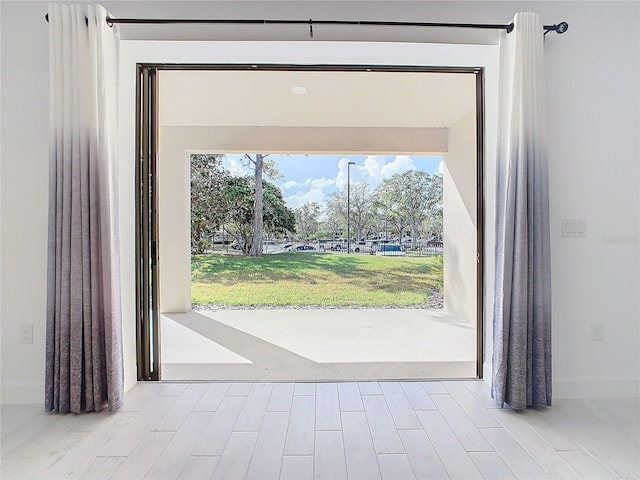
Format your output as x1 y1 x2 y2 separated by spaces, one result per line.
1 381 637 479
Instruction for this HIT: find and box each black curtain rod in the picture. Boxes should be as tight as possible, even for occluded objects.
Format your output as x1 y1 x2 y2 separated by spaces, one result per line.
44 14 569 36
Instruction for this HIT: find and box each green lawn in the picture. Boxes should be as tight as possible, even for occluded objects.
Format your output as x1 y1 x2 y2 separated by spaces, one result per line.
191 252 442 307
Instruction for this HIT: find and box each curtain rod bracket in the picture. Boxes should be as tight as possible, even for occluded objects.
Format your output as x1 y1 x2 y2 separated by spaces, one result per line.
309 18 313 39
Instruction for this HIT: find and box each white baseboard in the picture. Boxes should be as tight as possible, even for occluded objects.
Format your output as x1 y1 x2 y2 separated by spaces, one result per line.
554 377 640 399
1 382 43 405
482 362 491 383
1 365 138 405
124 363 137 393
481 364 638 399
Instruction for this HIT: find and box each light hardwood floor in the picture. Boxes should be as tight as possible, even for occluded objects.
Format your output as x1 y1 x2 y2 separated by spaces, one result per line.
1 381 638 479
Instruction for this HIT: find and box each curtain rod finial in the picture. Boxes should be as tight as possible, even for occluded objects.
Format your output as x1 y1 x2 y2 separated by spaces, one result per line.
544 21 569 35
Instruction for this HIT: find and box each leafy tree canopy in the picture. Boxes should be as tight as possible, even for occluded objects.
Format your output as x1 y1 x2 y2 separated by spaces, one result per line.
190 154 230 254
374 171 443 240
293 202 322 241
223 176 295 254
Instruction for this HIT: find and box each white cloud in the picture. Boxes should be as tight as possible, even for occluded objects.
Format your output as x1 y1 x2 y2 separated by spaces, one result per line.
360 155 387 184
437 159 444 174
305 177 335 189
283 177 335 209
335 155 417 189
283 180 301 189
380 155 414 178
226 156 253 177
334 157 352 189
285 187 327 209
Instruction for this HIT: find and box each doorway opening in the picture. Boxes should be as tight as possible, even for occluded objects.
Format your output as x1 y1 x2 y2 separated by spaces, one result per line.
136 65 484 382
190 152 444 308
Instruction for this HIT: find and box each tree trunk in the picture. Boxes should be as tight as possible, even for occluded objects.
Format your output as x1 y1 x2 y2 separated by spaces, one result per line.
411 223 419 248
249 154 264 257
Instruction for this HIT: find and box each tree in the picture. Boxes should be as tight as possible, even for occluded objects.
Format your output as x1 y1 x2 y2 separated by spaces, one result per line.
320 212 343 240
221 176 254 254
262 181 296 239
190 154 230 254
402 171 442 243
370 195 390 239
375 171 443 244
326 183 374 241
421 208 443 239
294 202 322 241
324 195 346 237
249 154 265 256
349 183 375 241
242 154 282 257
375 186 408 240
223 176 295 254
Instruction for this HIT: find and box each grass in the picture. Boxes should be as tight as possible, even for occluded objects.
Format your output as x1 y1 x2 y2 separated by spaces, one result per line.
191 252 443 307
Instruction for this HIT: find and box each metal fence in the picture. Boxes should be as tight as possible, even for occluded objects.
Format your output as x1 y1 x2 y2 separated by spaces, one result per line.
401 247 443 257
201 242 443 257
322 246 443 257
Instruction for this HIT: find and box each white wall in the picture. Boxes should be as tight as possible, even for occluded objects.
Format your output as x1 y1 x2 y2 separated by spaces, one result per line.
157 130 192 314
443 109 477 324
539 3 640 397
2 1 638 403
1 1 50 403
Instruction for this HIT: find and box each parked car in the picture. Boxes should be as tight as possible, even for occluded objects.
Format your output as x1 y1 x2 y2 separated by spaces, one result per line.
351 241 369 253
375 244 406 256
293 245 316 252
365 239 393 254
327 240 348 251
426 236 443 247
262 241 285 254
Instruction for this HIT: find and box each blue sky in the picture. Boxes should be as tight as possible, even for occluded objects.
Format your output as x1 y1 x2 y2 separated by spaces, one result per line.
223 154 443 209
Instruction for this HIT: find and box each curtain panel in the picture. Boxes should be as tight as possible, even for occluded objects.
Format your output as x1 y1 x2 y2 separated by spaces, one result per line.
492 12 553 410
46 3 123 413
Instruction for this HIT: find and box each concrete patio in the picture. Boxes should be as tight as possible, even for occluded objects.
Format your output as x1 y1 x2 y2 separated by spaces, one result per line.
160 309 477 381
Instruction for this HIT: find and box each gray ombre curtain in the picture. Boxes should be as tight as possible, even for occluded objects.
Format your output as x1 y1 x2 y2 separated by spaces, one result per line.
46 3 123 413
492 12 552 410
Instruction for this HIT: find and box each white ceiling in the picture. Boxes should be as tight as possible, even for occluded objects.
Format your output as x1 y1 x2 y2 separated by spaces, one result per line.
159 69 476 129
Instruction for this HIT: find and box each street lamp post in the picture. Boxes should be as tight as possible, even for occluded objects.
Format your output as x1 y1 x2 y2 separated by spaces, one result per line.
347 161 355 254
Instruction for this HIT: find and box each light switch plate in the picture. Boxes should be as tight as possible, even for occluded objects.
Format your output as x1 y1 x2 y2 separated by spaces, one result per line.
561 219 587 238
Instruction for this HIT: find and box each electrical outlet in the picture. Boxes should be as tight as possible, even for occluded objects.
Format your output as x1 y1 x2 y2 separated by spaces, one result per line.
20 324 33 344
590 322 604 342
